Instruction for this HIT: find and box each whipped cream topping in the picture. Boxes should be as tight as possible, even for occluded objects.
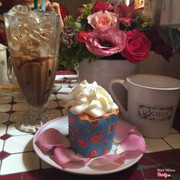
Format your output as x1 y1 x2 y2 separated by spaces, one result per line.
67 80 118 118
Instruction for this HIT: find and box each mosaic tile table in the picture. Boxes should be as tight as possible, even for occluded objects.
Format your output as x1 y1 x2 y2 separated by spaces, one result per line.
0 71 180 180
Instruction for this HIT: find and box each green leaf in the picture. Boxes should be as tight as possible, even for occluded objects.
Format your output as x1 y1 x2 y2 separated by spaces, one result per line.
80 3 94 20
73 22 82 31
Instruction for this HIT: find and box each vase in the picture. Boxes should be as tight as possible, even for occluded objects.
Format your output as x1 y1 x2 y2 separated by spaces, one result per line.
78 58 138 89
77 58 139 110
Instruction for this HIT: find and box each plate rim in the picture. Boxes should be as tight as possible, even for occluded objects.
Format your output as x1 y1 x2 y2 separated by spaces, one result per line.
33 116 145 175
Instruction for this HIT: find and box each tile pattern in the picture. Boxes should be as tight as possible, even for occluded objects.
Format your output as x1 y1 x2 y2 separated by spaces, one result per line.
0 73 78 176
1 150 179 180
0 72 180 179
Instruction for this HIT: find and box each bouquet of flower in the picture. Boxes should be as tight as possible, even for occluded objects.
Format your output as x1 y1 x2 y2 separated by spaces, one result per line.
59 0 172 70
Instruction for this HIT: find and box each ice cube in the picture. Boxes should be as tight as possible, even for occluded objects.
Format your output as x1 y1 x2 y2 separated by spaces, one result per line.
4 5 59 58
33 11 48 24
8 5 31 14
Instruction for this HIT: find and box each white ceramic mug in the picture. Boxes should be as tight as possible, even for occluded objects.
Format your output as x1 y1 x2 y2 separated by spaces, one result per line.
0 44 8 85
0 43 19 95
109 74 180 138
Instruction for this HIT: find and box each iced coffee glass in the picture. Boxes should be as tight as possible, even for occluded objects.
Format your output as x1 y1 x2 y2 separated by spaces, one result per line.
4 5 60 133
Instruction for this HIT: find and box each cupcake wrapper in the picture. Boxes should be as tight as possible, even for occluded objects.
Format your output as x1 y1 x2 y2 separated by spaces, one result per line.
68 111 118 158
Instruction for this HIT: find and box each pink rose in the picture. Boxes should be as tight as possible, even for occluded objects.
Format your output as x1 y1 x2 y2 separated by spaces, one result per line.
86 28 127 57
76 30 92 43
87 10 119 29
122 29 151 63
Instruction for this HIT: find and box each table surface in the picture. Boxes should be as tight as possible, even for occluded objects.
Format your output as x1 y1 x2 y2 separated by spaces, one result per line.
0 71 180 180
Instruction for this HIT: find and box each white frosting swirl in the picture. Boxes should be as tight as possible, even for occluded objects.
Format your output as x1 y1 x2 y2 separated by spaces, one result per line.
68 80 118 118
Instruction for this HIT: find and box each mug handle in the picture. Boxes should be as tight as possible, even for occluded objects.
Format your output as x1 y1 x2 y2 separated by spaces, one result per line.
108 79 128 120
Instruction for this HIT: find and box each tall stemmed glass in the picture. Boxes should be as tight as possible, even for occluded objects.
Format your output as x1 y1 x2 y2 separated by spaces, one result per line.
4 5 60 133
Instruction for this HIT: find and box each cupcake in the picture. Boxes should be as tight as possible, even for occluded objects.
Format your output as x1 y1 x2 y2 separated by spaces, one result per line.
67 80 119 158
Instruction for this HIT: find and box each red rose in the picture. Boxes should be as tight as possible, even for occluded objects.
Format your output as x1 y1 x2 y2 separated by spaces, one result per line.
93 1 108 13
122 29 151 63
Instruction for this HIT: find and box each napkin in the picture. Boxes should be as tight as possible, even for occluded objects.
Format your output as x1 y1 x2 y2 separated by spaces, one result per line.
35 121 147 170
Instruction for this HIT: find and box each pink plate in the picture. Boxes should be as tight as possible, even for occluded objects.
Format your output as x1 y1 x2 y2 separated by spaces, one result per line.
33 116 145 175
